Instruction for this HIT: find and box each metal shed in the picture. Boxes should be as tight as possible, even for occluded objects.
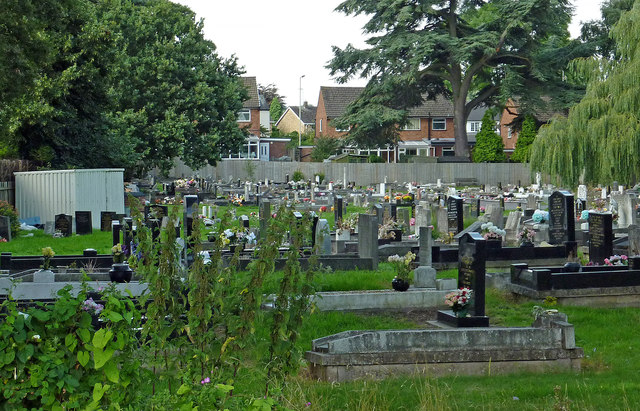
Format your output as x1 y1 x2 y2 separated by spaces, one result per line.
14 169 124 229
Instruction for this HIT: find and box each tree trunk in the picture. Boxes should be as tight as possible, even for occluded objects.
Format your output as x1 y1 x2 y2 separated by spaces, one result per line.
453 96 470 158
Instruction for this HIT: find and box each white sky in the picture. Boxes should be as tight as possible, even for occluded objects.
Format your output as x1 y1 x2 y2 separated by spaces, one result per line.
174 0 604 106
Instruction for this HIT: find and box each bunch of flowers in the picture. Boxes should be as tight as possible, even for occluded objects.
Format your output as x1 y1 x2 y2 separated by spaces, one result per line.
41 247 55 270
387 251 416 281
604 254 628 266
532 209 550 223
517 226 536 244
592 198 606 211
402 194 413 202
175 178 197 189
319 206 328 213
378 218 400 239
230 195 244 206
223 227 255 246
0 237 6 243
480 222 505 240
82 298 104 315
444 287 473 314
112 243 125 263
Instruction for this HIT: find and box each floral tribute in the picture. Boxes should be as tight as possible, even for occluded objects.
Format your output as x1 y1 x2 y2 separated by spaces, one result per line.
112 243 125 263
604 254 628 266
41 247 55 270
444 287 473 317
387 251 416 281
480 222 505 240
517 226 536 244
174 178 197 189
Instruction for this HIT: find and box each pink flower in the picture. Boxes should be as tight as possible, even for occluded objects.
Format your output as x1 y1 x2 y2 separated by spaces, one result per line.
410 218 415 226
201 377 210 384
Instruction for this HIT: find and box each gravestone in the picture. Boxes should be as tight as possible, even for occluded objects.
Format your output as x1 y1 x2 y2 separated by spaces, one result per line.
373 203 384 224
418 226 433 267
54 214 72 237
334 195 343 224
589 212 613 264
240 215 250 229
314 219 331 255
436 206 449 234
487 205 504 229
457 233 488 318
447 196 463 235
437 232 489 327
122 217 133 250
112 220 122 246
526 194 537 210
397 208 410 231
147 205 168 220
358 214 378 270
390 203 397 221
548 191 575 244
577 185 587 201
504 211 522 244
75 211 92 235
469 199 481 218
101 212 117 232
628 224 640 256
414 205 431 232
259 201 271 240
612 193 633 228
44 221 54 236
0 216 11 242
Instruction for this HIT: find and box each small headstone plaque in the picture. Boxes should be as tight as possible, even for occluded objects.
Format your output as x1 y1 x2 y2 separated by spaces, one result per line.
54 214 72 237
334 195 343 224
75 211 92 235
588 212 613 264
548 191 575 244
101 212 116 232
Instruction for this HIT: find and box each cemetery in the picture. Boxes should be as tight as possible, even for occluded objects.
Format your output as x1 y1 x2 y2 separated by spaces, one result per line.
3 166 640 408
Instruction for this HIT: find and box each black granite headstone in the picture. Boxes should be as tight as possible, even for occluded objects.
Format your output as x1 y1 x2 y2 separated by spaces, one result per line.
0 216 11 242
75 211 92 235
101 212 116 232
589 212 613 264
457 232 488 317
334 195 343 224
469 199 481 218
447 196 464 235
548 191 575 244
240 214 250 229
112 221 122 246
54 214 72 237
122 217 133 252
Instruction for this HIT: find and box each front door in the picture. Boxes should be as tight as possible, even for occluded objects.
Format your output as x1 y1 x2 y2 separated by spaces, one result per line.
259 142 269 161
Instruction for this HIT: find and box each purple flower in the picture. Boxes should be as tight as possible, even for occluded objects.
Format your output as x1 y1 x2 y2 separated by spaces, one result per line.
201 377 210 384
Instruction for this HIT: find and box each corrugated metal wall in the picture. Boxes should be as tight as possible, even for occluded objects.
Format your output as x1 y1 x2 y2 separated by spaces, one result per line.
169 160 534 186
15 169 124 228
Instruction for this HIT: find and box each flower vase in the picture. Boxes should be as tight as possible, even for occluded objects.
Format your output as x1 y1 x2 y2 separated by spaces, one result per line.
109 263 133 283
453 306 469 318
391 277 410 291
520 241 534 247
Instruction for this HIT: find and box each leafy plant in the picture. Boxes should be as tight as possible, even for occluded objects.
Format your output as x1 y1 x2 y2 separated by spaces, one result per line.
0 200 19 237
292 170 305 182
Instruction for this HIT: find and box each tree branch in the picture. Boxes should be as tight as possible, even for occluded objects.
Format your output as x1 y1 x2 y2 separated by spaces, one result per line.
465 85 499 114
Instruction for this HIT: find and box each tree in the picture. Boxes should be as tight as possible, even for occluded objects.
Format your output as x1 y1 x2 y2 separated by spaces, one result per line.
1 0 246 175
270 97 283 122
531 2 640 186
311 137 342 162
510 115 537 162
472 112 505 163
579 0 634 60
258 83 285 107
328 0 586 156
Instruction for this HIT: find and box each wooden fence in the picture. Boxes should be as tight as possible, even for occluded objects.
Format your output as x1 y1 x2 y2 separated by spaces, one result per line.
0 182 13 204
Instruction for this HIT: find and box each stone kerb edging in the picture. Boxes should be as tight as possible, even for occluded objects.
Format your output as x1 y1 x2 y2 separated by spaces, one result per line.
306 313 583 382
310 288 453 311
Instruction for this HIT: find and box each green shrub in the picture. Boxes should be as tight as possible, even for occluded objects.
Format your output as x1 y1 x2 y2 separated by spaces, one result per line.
0 200 19 237
292 170 305 181
368 154 385 163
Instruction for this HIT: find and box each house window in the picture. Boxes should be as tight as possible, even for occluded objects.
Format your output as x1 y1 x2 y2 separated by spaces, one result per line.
319 119 322 133
467 121 482 133
237 109 251 122
507 127 512 139
432 118 446 131
441 147 455 156
406 149 417 156
402 118 421 131
335 125 349 132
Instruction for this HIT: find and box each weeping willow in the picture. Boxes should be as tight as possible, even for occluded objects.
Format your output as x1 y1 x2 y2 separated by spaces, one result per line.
531 1 640 186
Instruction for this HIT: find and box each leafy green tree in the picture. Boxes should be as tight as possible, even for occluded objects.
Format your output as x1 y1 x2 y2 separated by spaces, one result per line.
328 0 586 156
510 115 537 163
531 2 640 186
579 0 634 60
1 0 246 175
472 112 505 163
311 136 342 162
270 97 283 122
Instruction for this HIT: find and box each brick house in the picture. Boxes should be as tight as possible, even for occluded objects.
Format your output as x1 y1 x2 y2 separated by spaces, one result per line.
223 76 290 161
499 98 560 158
274 103 317 135
315 86 470 161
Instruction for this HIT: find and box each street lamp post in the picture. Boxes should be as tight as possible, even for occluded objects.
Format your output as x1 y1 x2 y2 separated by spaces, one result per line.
299 74 305 148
